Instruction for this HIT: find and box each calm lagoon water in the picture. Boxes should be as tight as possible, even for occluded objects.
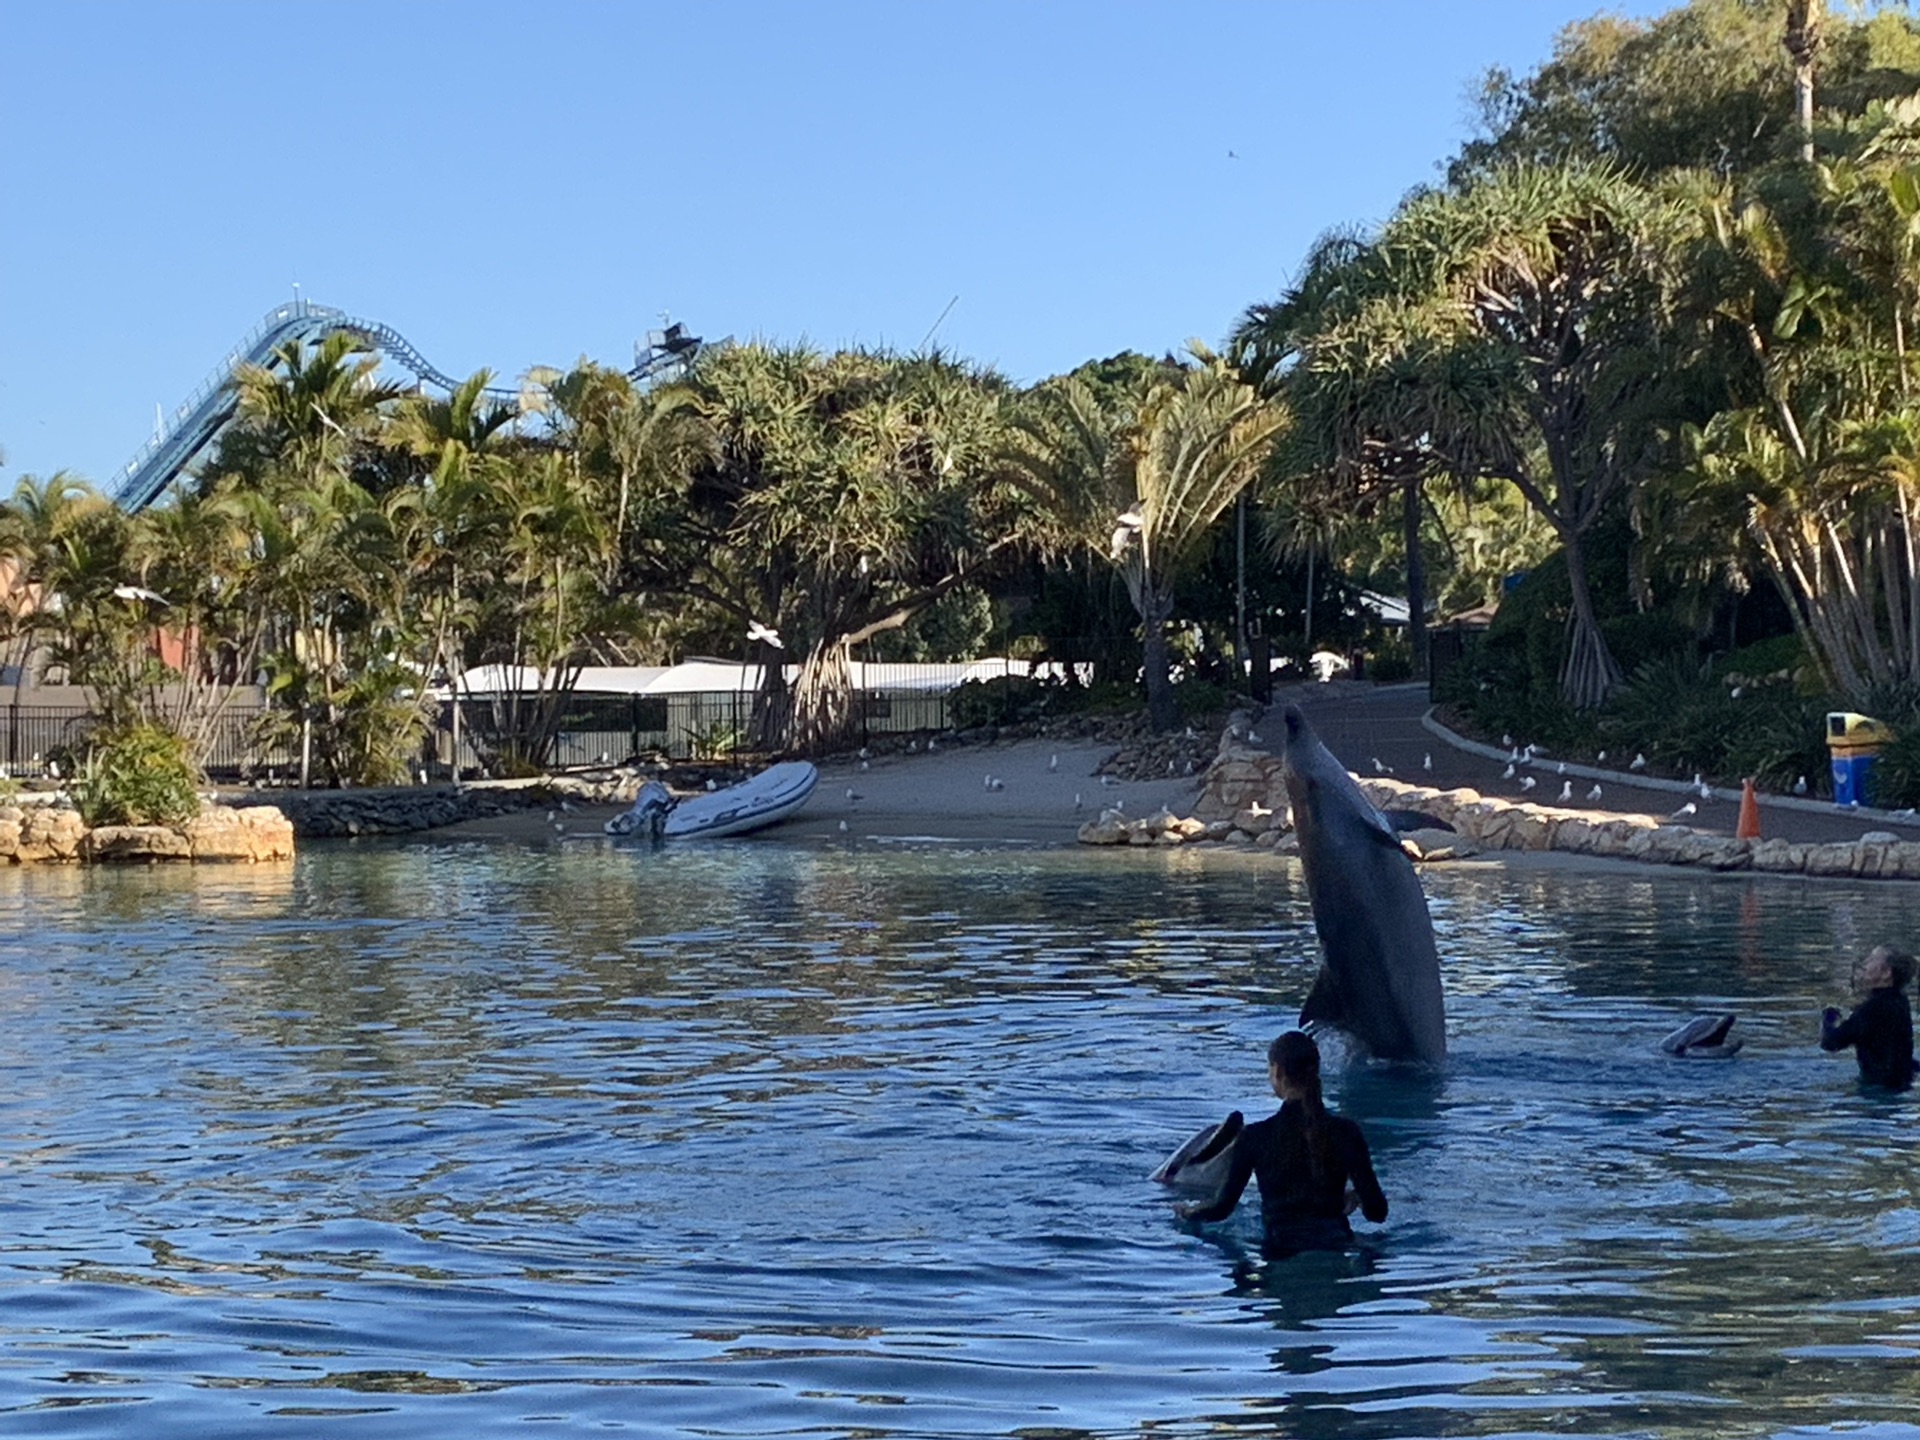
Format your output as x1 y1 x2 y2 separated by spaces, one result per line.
2 839 1918 1438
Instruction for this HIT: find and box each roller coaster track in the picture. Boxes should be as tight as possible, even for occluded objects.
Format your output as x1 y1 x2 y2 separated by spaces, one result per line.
111 298 700 511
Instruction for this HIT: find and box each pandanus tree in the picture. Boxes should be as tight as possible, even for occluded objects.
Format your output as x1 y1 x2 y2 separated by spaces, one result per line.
1339 162 1696 709
1232 231 1514 680
646 343 1032 753
1010 348 1285 730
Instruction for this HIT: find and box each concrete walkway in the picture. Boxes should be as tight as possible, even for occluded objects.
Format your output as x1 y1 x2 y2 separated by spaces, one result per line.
1284 682 1920 848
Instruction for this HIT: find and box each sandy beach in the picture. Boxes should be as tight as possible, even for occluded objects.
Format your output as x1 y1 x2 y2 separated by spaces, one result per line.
419 678 1920 862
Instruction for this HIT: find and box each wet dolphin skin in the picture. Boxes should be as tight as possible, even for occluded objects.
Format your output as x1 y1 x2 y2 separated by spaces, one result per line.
1281 704 1448 1065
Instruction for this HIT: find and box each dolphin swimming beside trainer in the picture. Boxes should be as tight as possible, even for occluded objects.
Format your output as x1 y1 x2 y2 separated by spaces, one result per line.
1281 704 1448 1066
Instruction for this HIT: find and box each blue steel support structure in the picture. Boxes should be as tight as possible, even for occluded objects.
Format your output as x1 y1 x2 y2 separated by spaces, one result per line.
110 299 699 511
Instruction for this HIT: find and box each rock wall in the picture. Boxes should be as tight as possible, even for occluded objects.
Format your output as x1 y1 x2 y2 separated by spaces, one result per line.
229 772 642 838
0 803 294 865
1080 733 1920 881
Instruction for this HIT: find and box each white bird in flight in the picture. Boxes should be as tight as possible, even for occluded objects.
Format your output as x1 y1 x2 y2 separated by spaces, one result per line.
747 620 783 649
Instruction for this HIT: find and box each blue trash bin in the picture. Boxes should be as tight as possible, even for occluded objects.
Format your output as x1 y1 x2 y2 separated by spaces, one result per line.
1832 752 1877 807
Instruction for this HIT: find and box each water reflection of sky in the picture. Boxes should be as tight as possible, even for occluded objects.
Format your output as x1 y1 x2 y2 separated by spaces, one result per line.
2 844 1916 1437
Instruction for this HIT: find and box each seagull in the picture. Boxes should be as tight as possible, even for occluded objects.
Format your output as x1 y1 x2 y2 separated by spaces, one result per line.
705 779 717 791
546 810 556 823
1794 775 1809 795
561 800 575 812
1502 733 1514 748
1073 793 1083 810
1049 753 1058 771
47 759 60 780
1558 781 1573 802
1371 757 1392 774
1697 780 1713 800
1596 750 1608 763
1184 726 1196 740
845 787 861 803
1556 761 1567 776
1246 730 1261 745
1587 783 1604 801
1110 506 1144 559
859 759 870 771
1184 759 1195 775
838 819 849 832
553 820 566 833
1670 801 1697 819
986 775 1004 791
1692 772 1704 791
927 738 938 753
1731 685 1744 699
1630 753 1648 771
1248 800 1273 817
599 751 611 766
908 741 919 753
1525 743 1542 759
1520 775 1537 791
747 620 784 649
1100 775 1122 787
858 746 870 760
1502 763 1517 780
1423 753 1433 772
1167 759 1176 774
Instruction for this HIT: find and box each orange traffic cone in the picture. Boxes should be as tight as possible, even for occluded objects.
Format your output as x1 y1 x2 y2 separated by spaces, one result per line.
1736 778 1762 840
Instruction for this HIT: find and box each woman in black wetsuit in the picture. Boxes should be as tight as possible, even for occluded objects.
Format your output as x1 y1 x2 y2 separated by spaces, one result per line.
1821 944 1918 1090
1176 1031 1387 1255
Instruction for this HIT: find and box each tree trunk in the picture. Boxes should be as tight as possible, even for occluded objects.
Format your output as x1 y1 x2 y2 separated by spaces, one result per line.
789 638 858 755
1139 582 1178 732
1402 481 1428 681
1785 0 1819 164
1558 532 1624 709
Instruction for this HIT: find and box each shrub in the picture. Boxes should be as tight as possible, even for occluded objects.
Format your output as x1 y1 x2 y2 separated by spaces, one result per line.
76 723 202 827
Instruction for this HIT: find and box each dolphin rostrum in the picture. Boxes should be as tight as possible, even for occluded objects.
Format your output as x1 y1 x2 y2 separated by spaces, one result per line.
1281 704 1447 1066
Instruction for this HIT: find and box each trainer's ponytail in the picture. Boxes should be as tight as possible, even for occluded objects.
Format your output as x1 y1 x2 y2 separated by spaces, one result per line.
1271 1030 1335 1183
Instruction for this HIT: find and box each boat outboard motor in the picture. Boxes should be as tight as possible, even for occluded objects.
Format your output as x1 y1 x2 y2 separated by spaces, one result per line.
607 780 678 839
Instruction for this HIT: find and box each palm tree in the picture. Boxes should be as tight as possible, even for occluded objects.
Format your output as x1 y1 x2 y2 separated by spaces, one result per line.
1011 349 1285 730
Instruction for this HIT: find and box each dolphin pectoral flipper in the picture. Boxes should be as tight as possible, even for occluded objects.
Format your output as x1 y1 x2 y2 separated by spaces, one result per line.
1299 967 1347 1030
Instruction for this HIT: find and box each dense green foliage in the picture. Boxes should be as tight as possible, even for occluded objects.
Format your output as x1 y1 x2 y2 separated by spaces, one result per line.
74 722 203 827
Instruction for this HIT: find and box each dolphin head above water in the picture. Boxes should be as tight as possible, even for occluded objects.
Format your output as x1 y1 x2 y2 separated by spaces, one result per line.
1280 704 1448 1066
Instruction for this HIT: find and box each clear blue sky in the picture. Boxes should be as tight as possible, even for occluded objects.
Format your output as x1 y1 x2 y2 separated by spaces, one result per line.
1 1 1665 490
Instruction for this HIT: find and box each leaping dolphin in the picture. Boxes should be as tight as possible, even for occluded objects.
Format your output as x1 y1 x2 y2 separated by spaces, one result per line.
1281 704 1448 1066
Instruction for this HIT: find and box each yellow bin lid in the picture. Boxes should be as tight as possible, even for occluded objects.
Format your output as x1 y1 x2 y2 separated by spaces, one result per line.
1827 711 1894 744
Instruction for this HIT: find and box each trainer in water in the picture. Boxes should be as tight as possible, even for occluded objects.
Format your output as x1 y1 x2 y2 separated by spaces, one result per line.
1280 704 1447 1065
1821 944 1918 1090
1175 1031 1387 1257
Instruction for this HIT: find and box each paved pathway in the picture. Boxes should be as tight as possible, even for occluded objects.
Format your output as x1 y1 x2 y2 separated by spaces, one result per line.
1280 682 1920 848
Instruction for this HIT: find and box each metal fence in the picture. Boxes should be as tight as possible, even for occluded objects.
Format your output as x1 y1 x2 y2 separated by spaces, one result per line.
1 703 299 780
2 664 1050 780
